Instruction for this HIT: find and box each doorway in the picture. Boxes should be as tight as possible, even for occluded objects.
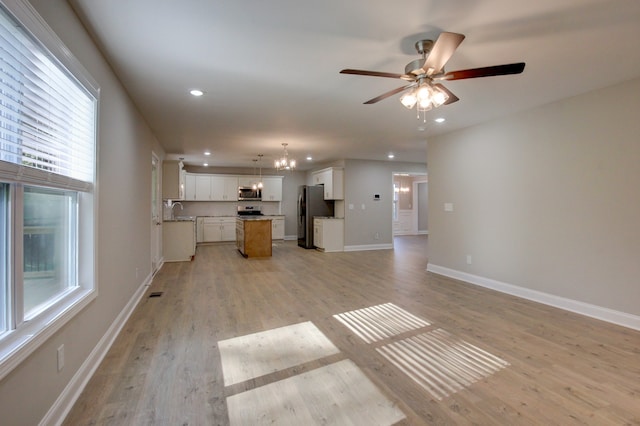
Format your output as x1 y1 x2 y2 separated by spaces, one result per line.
392 173 427 236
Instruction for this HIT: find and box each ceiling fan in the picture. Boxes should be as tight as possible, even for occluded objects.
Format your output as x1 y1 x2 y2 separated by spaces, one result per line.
340 32 525 115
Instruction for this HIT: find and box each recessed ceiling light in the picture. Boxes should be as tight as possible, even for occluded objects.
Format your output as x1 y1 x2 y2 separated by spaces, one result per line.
435 117 445 123
388 153 395 159
203 163 208 167
417 126 426 132
190 89 204 97
306 156 312 161
204 151 211 156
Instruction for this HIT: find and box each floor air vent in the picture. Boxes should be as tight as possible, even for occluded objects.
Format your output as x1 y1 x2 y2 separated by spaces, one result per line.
149 292 163 298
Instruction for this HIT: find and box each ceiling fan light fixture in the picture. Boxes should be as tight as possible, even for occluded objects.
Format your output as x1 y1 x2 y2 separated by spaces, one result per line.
431 86 449 107
416 84 431 102
417 97 433 112
400 91 417 109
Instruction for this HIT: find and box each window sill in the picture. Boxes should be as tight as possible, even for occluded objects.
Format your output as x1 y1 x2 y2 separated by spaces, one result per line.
0 287 97 381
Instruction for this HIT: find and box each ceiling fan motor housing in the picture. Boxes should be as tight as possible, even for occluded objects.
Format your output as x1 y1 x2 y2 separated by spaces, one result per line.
405 40 434 75
415 39 434 55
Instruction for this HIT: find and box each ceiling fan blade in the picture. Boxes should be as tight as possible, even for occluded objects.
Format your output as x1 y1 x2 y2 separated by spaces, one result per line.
340 69 413 81
422 32 465 75
433 83 459 105
363 83 416 104
440 62 526 81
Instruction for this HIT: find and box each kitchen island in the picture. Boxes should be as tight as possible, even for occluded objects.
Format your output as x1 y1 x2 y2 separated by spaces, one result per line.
236 217 272 258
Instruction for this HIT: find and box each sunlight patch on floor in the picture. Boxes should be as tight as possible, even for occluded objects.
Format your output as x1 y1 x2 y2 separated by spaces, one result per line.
377 328 510 400
333 302 430 343
227 359 406 426
218 321 340 386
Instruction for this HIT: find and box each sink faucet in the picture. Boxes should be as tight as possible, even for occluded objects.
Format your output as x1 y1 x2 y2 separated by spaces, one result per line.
167 201 183 220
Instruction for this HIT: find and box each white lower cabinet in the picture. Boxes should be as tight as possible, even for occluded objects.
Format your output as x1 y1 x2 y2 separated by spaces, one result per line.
196 217 204 242
271 217 284 240
163 220 196 262
202 217 236 242
313 218 343 252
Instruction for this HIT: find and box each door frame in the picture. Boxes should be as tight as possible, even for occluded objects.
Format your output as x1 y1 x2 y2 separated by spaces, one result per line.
413 178 428 235
151 152 162 274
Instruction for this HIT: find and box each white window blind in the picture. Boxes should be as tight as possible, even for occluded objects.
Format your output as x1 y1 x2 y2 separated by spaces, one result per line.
0 4 96 187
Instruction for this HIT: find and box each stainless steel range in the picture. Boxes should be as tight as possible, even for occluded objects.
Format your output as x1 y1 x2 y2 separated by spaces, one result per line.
237 205 263 216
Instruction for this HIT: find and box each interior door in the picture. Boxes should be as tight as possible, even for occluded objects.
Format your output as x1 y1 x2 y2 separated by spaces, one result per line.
151 153 161 274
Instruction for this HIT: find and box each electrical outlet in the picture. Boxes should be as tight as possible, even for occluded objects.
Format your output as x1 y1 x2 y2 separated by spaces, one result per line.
466 255 472 265
374 232 380 240
57 344 64 372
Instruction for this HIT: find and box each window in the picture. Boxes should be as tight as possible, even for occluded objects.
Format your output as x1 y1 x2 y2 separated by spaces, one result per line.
0 0 98 379
23 186 78 317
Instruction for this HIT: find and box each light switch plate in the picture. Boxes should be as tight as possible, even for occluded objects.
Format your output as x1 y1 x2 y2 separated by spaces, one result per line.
57 344 64 371
444 203 454 212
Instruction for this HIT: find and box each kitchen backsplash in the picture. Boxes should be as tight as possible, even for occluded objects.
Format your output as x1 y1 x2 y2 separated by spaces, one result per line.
164 201 282 219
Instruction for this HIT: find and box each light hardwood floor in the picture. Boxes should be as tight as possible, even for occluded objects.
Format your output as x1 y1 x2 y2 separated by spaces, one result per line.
64 236 640 425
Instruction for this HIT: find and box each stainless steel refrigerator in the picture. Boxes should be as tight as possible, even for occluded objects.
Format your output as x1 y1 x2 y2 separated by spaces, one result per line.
298 185 334 248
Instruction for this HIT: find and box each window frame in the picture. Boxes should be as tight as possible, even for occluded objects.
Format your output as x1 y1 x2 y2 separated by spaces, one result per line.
0 0 99 380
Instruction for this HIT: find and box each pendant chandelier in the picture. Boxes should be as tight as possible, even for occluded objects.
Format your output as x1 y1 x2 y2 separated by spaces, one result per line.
251 155 264 190
251 159 259 190
274 143 296 171
257 154 263 189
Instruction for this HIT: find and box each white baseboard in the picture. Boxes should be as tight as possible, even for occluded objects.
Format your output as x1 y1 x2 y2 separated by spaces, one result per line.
41 273 152 426
343 243 393 252
426 264 640 331
284 235 297 241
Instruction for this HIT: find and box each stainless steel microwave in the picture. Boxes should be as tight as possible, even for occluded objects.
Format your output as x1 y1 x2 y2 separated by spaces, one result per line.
238 186 261 201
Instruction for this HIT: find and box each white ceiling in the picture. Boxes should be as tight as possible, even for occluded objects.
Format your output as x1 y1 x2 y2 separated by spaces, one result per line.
68 0 640 170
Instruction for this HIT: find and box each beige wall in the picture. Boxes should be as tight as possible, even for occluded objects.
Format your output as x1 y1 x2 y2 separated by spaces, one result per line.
344 159 427 247
0 1 164 424
428 77 640 317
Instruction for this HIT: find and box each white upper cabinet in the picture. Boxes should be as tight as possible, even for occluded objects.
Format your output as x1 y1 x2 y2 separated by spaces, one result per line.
195 175 212 200
162 160 185 200
185 173 196 201
261 176 283 201
184 174 283 202
210 176 238 201
312 167 344 200
238 176 256 187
